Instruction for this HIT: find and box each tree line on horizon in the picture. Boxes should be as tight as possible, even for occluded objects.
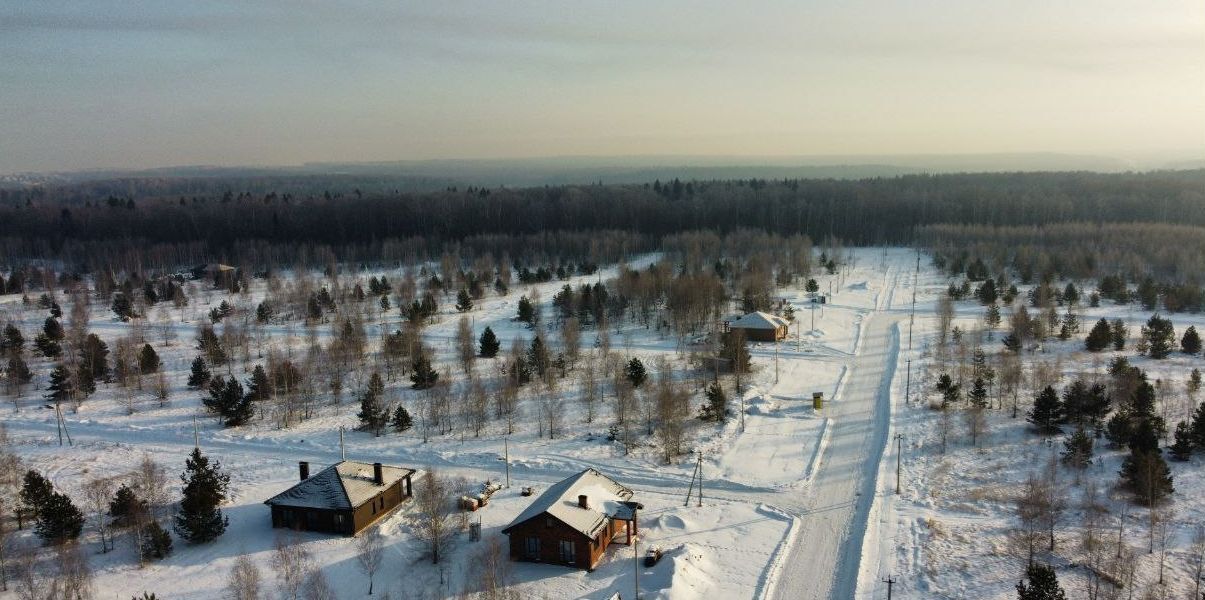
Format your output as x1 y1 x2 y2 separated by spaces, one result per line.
0 169 1202 274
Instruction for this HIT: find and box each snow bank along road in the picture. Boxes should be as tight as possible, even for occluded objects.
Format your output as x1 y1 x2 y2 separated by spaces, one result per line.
768 311 901 599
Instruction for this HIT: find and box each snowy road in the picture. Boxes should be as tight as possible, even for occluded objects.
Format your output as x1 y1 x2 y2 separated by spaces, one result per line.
767 284 901 599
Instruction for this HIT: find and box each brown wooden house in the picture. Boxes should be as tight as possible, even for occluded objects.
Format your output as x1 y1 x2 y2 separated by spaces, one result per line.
725 311 790 342
264 461 415 536
502 468 640 571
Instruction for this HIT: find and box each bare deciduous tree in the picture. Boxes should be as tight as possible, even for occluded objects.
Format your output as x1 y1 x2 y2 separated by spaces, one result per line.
355 528 385 596
272 534 313 600
227 554 262 600
413 469 455 564
81 477 115 553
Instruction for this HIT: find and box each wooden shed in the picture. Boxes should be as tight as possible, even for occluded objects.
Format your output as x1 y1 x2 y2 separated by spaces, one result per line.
502 468 640 571
264 461 415 536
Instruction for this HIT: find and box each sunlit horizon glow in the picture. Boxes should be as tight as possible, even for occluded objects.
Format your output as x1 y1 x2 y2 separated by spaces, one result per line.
1 1 1202 173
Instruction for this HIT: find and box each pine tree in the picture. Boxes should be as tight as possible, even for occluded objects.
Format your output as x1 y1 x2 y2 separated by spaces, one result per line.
410 352 438 390
109 484 147 527
1002 332 1021 353
1110 319 1127 350
1084 318 1111 352
173 448 230 543
701 382 728 422
2 323 24 351
1028 386 1063 435
478 326 500 358
455 289 473 312
1061 427 1094 471
968 377 989 408
1182 325 1202 355
391 404 413 432
528 336 551 379
204 376 253 426
43 317 64 340
1191 401 1205 449
626 357 647 388
1170 421 1194 461
20 470 54 518
358 373 389 436
1141 314 1175 359
245 365 270 401
35 491 85 544
516 296 535 325
187 356 211 388
140 520 173 560
976 279 998 305
112 293 135 321
6 354 32 386
139 343 161 374
34 332 61 357
46 364 75 403
1016 563 1066 600
80 333 110 382
1119 448 1174 506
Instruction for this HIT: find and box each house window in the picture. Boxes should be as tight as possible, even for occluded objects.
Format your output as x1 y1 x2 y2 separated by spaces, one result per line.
280 509 293 528
334 513 345 528
558 540 576 564
524 537 541 560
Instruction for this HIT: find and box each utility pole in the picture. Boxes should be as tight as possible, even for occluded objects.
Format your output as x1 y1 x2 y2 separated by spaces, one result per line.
909 249 919 352
895 433 903 495
883 574 896 600
504 437 511 488
905 359 912 406
697 454 703 507
634 538 641 600
774 340 779 384
54 402 64 446
340 426 346 461
192 416 200 449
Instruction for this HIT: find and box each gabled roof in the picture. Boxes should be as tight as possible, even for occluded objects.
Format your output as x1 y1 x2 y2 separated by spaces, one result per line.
729 311 789 330
264 461 415 510
502 468 634 540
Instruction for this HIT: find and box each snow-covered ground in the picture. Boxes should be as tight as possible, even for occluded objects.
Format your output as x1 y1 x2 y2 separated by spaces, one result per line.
0 248 917 599
861 264 1205 599
14 245 1197 599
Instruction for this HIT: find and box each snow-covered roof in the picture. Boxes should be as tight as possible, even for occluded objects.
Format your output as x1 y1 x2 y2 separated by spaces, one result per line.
728 311 789 330
503 468 635 539
264 461 414 510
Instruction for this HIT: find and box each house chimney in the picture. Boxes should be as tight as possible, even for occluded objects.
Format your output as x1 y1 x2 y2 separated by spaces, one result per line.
373 462 384 485
299 461 309 481
578 494 589 509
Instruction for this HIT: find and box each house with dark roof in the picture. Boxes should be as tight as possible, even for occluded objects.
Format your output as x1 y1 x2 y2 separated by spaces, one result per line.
264 461 415 536
501 468 640 570
725 311 790 342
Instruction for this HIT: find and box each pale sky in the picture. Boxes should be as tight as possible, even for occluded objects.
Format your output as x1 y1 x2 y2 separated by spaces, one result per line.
1 0 1203 173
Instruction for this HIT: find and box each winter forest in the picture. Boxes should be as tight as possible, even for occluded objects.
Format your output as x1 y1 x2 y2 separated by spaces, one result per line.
3 169 1205 600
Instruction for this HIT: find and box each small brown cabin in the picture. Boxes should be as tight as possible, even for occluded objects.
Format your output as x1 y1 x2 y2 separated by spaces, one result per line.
264 461 415 536
725 311 790 342
502 468 640 571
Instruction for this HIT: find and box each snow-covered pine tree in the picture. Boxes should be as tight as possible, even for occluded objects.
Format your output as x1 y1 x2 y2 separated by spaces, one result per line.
1170 421 1194 461
1181 325 1202 355
410 352 438 390
187 355 211 388
138 343 161 374
173 448 230 543
1016 563 1066 600
391 404 413 432
357 373 389 436
478 326 500 358
35 491 85 544
1028 386 1063 435
455 289 473 312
